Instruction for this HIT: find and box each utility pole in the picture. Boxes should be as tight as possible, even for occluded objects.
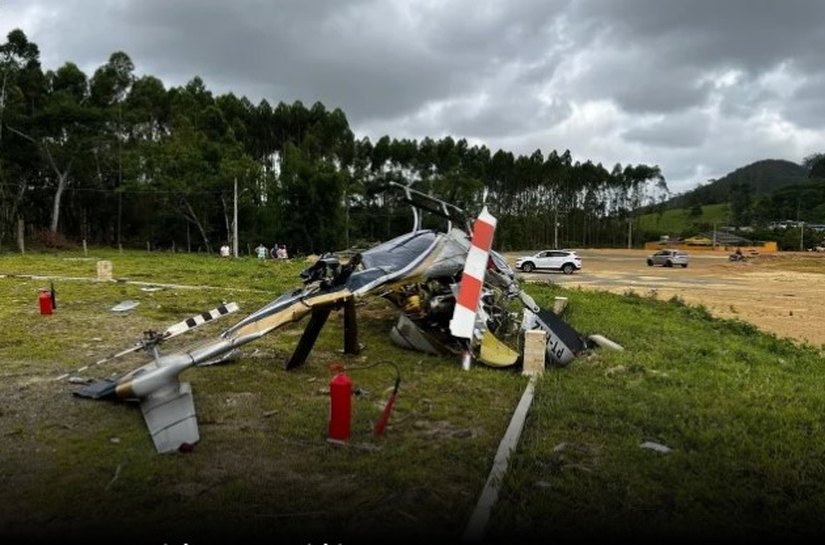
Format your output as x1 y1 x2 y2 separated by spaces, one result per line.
554 205 559 249
117 102 123 247
232 177 239 258
800 221 805 252
627 217 632 249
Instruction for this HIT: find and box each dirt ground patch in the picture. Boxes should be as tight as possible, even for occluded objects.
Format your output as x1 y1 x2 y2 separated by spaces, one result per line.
507 249 825 347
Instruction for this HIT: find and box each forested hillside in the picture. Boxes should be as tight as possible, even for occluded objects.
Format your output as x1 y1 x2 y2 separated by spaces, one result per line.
0 29 668 253
651 156 825 231
667 159 807 209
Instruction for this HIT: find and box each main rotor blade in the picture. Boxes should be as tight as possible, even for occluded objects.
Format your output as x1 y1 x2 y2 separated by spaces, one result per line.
450 206 497 340
55 343 145 381
55 302 239 381
161 302 239 340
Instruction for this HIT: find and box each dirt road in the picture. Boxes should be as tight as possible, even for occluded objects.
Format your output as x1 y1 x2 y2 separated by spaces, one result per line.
508 249 825 347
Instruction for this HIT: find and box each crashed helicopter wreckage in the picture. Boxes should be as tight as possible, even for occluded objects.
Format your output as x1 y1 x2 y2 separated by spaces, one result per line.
67 183 600 453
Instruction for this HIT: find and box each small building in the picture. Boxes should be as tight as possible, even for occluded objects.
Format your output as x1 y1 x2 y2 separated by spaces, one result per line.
644 231 777 253
684 235 713 246
697 231 753 248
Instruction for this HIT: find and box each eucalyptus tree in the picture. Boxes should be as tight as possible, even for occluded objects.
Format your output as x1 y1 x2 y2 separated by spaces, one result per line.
125 75 169 141
7 61 101 237
431 137 484 215
85 52 135 243
320 108 358 247
247 99 276 168
0 29 43 249
0 29 40 144
123 78 258 252
485 149 516 248
563 160 610 246
457 142 491 219
542 150 570 248
347 136 374 244
624 164 666 243
277 140 344 254
488 148 516 214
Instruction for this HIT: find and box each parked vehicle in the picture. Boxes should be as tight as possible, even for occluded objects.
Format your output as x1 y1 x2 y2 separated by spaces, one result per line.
646 249 688 268
515 249 582 274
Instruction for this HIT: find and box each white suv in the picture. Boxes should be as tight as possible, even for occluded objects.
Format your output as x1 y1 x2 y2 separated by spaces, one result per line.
515 250 582 274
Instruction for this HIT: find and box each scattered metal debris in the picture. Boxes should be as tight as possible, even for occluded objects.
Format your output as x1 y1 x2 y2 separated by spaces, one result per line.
640 441 672 453
111 300 140 312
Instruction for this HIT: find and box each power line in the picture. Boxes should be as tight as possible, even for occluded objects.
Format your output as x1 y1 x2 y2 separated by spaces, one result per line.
0 181 230 195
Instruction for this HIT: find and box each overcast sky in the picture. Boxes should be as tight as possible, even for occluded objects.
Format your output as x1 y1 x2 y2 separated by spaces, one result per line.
3 0 824 194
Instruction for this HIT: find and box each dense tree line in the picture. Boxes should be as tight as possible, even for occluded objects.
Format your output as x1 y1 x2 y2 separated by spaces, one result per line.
1 30 668 254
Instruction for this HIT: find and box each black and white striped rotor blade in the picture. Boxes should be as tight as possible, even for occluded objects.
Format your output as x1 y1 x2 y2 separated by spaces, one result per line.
55 343 145 381
161 302 240 340
56 302 239 381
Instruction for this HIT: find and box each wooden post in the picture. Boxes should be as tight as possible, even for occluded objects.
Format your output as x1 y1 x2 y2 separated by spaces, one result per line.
343 298 360 355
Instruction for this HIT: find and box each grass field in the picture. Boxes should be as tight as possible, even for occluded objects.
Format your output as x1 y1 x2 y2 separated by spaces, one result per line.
2 249 825 543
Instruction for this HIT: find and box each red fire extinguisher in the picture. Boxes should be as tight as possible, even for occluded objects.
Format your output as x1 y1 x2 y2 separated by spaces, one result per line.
328 365 352 442
39 288 53 315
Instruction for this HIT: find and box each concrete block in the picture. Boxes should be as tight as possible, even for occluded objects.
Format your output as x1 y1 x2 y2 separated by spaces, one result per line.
522 329 547 376
97 260 113 281
553 296 568 315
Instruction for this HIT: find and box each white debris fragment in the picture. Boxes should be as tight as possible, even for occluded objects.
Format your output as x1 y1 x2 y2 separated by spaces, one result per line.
640 441 671 453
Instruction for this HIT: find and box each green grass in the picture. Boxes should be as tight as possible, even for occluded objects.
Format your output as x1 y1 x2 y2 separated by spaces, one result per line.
639 202 730 234
2 250 825 542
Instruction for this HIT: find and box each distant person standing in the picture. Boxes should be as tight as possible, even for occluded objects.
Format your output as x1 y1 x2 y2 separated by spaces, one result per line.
270 243 279 260
276 244 288 259
220 243 231 257
255 243 268 260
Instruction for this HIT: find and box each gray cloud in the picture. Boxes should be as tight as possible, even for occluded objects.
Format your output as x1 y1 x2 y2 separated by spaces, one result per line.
622 110 710 149
2 0 824 194
784 74 825 130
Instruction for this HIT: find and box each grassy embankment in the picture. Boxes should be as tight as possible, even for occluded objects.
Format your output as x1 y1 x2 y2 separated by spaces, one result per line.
638 203 729 235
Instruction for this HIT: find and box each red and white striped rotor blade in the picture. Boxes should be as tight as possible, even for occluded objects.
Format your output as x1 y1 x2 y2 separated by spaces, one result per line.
450 206 497 339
